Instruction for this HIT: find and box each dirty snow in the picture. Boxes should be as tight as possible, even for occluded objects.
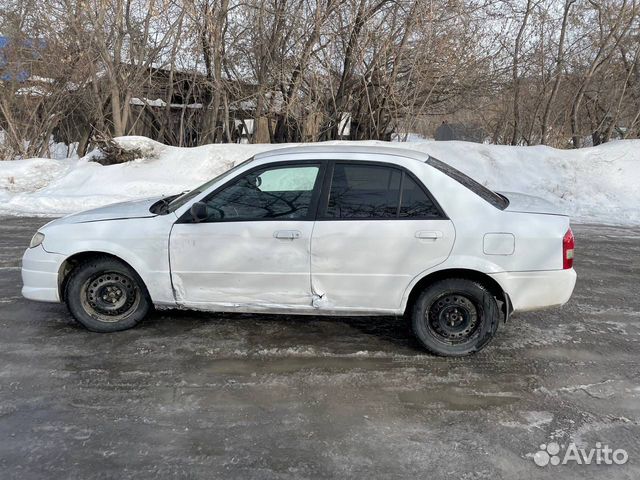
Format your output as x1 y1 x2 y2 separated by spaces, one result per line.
0 135 639 224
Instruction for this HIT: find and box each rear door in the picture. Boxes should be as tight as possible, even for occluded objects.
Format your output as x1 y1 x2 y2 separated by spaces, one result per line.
310 161 455 312
169 161 323 309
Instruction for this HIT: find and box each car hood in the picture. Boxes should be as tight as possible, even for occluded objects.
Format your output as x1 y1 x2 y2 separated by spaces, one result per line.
48 197 163 226
498 191 567 216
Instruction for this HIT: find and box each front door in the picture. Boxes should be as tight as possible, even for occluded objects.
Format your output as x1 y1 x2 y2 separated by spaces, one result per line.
169 162 323 310
310 162 455 312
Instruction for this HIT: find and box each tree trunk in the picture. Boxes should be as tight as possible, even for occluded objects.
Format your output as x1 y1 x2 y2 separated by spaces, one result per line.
511 0 534 146
111 85 124 137
541 0 575 145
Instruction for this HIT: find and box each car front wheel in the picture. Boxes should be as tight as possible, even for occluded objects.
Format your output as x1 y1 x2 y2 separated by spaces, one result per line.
411 278 499 356
65 256 151 332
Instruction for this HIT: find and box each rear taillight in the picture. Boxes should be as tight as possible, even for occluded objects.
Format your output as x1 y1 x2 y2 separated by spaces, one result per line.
563 228 575 269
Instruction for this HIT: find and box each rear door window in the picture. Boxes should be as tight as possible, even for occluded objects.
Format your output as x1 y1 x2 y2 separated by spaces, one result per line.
326 164 401 219
324 163 443 219
399 175 442 218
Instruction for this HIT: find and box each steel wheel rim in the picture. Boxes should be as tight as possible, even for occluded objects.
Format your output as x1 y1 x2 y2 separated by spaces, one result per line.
80 271 140 322
426 293 481 345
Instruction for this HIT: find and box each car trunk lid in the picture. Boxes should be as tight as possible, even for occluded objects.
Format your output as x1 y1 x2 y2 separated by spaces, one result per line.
498 191 567 216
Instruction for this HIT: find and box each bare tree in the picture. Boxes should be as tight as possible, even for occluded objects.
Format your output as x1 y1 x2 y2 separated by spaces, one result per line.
569 0 636 148
540 0 576 144
2 0 640 157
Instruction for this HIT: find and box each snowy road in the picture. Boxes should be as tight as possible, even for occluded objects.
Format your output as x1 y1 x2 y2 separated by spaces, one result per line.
0 218 639 479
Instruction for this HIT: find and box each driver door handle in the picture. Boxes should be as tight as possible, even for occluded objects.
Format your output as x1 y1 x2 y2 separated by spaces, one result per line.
416 230 442 240
274 230 301 240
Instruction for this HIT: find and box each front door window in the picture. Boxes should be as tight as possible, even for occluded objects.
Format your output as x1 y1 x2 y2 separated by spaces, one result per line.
201 165 320 221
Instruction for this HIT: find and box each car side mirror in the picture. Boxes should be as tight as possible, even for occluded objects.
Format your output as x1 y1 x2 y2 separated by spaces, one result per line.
190 202 208 223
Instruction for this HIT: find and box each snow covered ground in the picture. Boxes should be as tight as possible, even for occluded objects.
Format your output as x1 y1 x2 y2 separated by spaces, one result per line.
0 136 638 225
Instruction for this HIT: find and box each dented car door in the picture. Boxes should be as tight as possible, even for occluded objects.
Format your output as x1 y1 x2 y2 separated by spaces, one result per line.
310 161 455 312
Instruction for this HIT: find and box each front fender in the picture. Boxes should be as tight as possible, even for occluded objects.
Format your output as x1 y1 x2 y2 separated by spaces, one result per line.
42 217 176 305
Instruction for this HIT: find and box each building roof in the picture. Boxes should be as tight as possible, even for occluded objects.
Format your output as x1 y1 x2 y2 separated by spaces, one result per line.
0 36 47 82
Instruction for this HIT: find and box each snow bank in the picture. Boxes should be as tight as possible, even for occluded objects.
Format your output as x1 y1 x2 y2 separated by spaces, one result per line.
0 135 639 225
0 137 275 216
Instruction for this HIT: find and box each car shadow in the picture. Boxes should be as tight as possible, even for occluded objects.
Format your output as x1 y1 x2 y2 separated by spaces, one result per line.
141 308 424 353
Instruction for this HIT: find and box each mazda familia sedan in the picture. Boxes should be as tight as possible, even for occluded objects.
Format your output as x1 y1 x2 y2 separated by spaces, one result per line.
22 145 576 356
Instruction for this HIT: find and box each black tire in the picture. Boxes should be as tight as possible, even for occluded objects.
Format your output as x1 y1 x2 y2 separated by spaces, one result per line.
411 278 499 356
65 256 151 332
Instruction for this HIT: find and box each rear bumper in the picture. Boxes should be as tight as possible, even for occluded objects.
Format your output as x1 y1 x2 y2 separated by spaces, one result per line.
489 268 577 312
21 245 65 303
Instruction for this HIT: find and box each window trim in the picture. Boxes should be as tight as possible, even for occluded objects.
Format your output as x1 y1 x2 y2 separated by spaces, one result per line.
425 156 509 210
176 160 326 223
317 160 448 221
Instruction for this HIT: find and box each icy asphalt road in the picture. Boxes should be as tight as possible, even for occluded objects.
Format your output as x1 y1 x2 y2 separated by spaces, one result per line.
0 217 639 480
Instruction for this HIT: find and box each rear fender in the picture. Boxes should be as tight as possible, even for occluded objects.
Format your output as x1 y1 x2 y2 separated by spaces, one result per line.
400 256 509 313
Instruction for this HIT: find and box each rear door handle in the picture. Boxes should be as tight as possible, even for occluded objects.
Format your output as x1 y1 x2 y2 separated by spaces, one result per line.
274 230 301 240
416 230 442 240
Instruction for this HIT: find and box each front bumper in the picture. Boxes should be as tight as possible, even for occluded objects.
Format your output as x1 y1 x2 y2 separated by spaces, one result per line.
21 245 65 303
489 268 577 312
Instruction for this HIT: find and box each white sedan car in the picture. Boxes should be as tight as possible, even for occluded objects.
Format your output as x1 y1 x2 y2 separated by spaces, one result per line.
22 145 576 356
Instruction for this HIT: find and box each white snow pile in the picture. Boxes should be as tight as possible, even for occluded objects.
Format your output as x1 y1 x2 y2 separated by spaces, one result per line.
0 135 639 225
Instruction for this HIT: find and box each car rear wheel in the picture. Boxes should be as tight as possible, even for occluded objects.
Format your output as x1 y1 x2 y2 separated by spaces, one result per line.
411 278 499 356
65 257 151 332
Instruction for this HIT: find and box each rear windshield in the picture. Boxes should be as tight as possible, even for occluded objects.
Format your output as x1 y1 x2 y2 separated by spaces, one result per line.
425 157 509 210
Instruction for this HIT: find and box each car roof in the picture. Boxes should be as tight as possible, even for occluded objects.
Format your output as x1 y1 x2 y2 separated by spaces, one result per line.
253 144 430 163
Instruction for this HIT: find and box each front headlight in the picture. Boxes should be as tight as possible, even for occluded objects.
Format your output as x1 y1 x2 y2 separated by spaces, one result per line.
29 232 45 249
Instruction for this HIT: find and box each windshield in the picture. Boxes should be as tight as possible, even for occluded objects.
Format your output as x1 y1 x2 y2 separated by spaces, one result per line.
425 156 509 210
167 157 254 212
